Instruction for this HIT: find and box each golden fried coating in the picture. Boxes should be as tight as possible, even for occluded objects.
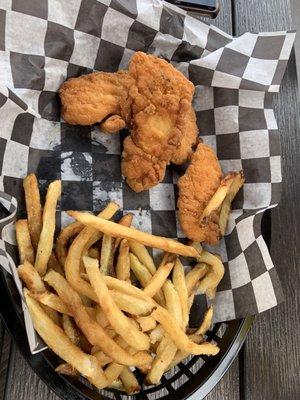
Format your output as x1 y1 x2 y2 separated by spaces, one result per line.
100 115 127 133
177 143 222 244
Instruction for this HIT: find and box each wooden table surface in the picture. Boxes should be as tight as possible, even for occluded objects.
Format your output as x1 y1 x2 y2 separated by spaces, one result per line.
0 1 299 399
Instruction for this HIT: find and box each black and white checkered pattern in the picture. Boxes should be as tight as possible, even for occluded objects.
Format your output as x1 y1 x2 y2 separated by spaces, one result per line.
0 0 295 337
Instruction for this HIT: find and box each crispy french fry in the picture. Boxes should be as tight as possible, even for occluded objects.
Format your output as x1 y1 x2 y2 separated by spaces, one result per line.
95 306 109 328
163 280 182 326
172 258 189 329
144 262 174 298
196 306 214 336
136 316 157 332
120 367 140 394
62 314 80 345
48 252 64 276
104 276 156 304
197 251 224 299
65 202 119 301
17 260 46 293
35 180 61 276
68 211 200 258
84 256 150 351
114 213 133 250
29 291 71 315
55 363 79 377
15 219 35 264
109 379 124 390
110 290 154 315
44 270 151 366
56 221 83 266
100 234 114 275
24 289 108 388
23 174 43 249
219 171 245 236
201 173 237 219
149 324 164 344
116 239 130 281
151 307 219 355
129 241 156 275
105 363 124 385
167 334 203 371
185 263 209 295
88 247 100 259
93 350 113 367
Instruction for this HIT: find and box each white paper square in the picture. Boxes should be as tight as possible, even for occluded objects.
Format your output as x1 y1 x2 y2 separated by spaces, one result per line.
227 32 258 56
236 215 255 251
270 156 282 183
243 58 278 86
70 30 100 69
183 14 209 47
264 109 278 130
193 86 214 111
229 253 251 289
130 210 152 233
212 290 235 322
101 8 134 47
239 90 265 109
93 181 123 210
136 0 162 31
215 106 239 134
202 135 216 153
279 32 296 60
256 235 274 271
219 159 243 175
91 128 121 155
48 0 82 29
243 183 271 209
252 272 277 312
223 210 243 236
61 152 93 181
6 11 47 56
149 183 175 211
151 32 182 60
0 0 11 10
44 57 68 92
0 98 22 140
60 211 75 228
268 85 280 92
30 118 61 150
0 52 13 88
240 130 270 159
212 71 242 89
118 48 135 70
192 47 223 70
2 140 29 178
13 89 40 114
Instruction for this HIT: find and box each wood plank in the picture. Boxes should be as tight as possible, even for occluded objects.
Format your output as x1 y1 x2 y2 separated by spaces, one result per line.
3 2 239 400
234 1 300 400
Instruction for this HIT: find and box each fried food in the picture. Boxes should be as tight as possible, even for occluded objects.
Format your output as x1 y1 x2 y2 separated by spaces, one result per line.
15 219 35 265
178 143 222 244
60 52 198 192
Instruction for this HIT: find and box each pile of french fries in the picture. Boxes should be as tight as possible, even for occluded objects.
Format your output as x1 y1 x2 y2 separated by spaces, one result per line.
15 173 240 394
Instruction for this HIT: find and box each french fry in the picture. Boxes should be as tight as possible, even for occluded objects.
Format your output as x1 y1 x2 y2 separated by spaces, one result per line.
23 174 43 249
95 306 109 328
167 334 204 371
15 219 35 264
65 202 119 301
137 316 157 332
201 173 237 219
149 324 164 344
17 260 46 293
56 221 83 266
93 350 113 367
146 336 176 385
163 280 182 326
120 367 140 394
48 252 64 276
197 251 224 299
110 290 154 315
151 307 219 355
68 211 200 258
88 247 100 259
29 291 71 315
35 180 61 276
109 379 124 390
219 171 244 236
196 306 213 336
84 256 150 351
104 276 156 304
55 363 79 377
100 234 114 275
104 362 124 385
116 239 130 281
114 213 133 250
44 270 151 367
62 314 80 345
144 262 174 298
185 263 209 295
24 289 108 388
129 241 156 275
172 258 189 329
130 253 165 305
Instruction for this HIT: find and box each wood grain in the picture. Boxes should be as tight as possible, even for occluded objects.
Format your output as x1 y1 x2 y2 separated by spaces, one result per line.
234 1 300 399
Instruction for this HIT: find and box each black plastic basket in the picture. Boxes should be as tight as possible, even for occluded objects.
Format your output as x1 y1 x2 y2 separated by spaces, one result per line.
0 208 272 399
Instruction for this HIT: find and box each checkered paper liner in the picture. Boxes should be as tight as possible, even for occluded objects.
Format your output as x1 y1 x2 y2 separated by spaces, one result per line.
0 0 295 353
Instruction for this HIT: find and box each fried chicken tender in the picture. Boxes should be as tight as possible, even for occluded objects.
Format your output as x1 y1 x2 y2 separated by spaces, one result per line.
177 143 222 245
60 71 133 127
60 52 198 192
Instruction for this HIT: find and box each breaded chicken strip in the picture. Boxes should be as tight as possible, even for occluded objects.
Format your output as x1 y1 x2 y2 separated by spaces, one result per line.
177 143 222 244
